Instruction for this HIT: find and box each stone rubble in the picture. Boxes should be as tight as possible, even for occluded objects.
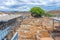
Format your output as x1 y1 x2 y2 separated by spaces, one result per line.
17 17 58 40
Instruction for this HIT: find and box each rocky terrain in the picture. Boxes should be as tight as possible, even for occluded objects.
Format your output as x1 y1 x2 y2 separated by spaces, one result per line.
0 12 59 40
17 15 58 40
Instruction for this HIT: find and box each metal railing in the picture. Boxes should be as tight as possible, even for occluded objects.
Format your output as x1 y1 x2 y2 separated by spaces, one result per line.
0 26 11 40
11 32 18 40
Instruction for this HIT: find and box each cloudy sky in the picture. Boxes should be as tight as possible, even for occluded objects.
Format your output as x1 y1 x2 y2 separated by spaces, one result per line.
0 0 60 11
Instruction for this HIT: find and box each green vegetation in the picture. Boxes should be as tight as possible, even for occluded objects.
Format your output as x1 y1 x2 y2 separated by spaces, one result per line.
45 13 57 17
30 7 45 17
45 13 54 17
30 7 54 17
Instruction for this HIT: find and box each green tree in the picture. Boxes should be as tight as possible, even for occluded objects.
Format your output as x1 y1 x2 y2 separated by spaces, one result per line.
30 7 45 17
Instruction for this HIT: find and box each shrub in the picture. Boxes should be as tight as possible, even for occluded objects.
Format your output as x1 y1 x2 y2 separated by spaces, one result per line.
30 7 45 17
45 13 53 17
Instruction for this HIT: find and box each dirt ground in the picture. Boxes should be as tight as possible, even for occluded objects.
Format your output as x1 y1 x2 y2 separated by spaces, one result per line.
1 13 60 40
16 13 59 40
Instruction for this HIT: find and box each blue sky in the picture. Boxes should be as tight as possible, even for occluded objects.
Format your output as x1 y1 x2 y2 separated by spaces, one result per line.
0 0 60 11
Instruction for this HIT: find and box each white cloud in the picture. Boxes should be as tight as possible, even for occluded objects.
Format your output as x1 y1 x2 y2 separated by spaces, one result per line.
2 0 60 6
54 0 60 2
0 6 8 9
0 0 60 11
3 0 17 6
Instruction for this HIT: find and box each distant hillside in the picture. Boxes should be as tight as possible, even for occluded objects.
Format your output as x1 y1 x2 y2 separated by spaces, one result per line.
47 10 60 16
0 11 30 14
0 11 31 17
47 10 60 14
